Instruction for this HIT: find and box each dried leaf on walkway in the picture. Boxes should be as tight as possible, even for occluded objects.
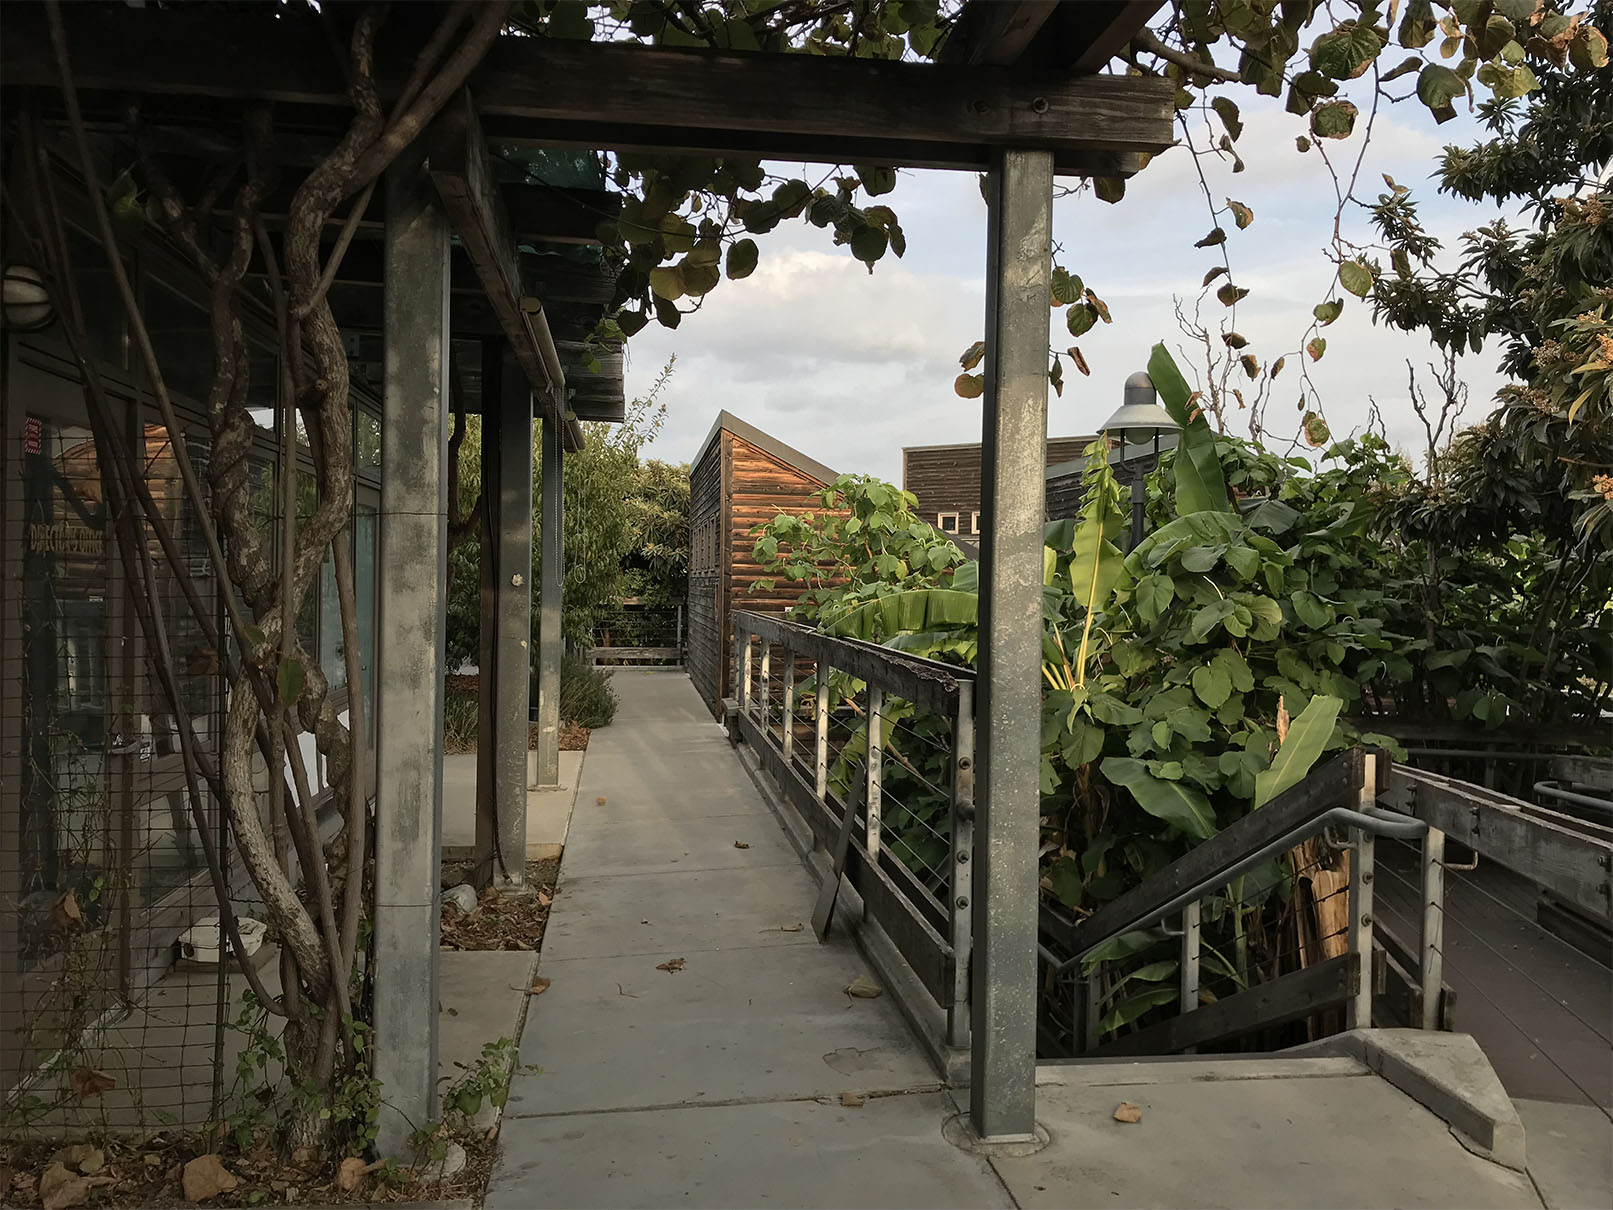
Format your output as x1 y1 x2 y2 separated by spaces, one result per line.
773 923 804 933
843 976 882 999
527 977 552 996
656 957 686 972
596 796 607 805
50 1145 102 1175
840 1091 865 1107
182 1154 237 1202
1113 1101 1143 1123
39 1164 88 1210
68 1067 114 1099
733 840 751 849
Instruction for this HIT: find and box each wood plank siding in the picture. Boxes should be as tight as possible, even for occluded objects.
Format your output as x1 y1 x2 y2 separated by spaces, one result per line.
686 413 841 717
903 435 1093 536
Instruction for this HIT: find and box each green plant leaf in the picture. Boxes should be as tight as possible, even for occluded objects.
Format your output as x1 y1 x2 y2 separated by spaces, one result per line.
1311 99 1360 138
1192 663 1233 708
1253 694 1344 807
1148 344 1232 515
726 238 759 280
1102 757 1218 840
1099 984 1179 1033
277 657 305 708
1339 260 1374 297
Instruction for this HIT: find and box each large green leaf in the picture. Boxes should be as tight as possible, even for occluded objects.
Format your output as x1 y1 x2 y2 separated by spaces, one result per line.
1147 344 1231 516
1253 694 1344 807
1102 756 1218 840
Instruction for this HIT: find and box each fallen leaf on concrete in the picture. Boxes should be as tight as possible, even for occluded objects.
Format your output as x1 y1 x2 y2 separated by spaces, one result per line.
182 1154 238 1202
843 975 882 999
596 797 607 805
759 922 805 933
68 1067 114 1099
840 1091 865 1107
656 957 686 972
39 1163 88 1210
527 977 552 996
1113 1101 1142 1124
733 840 750 849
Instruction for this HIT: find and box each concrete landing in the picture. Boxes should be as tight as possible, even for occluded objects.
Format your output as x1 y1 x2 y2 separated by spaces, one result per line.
484 670 1009 1209
442 749 584 859
998 1059 1540 1210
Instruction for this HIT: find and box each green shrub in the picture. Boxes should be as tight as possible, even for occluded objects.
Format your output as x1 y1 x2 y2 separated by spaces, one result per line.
560 656 618 729
443 690 479 753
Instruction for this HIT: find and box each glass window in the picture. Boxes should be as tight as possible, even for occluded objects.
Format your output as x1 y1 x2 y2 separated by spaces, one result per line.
67 227 126 368
246 341 277 432
145 282 214 403
937 512 959 535
354 504 377 729
356 408 381 476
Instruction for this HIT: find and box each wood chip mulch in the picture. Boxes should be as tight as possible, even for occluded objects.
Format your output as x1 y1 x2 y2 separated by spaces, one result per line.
1 1132 493 1208
438 858 561 952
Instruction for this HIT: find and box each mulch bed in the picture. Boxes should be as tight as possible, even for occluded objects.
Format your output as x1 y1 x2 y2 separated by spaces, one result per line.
439 858 561 952
1 1133 493 1208
443 675 590 755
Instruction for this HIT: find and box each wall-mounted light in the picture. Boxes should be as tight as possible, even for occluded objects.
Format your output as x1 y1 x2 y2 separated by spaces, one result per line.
2 264 55 332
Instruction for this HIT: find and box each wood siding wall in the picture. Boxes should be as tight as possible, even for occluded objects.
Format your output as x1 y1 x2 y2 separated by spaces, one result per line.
1045 469 1084 520
687 427 839 717
903 436 1092 536
686 437 724 713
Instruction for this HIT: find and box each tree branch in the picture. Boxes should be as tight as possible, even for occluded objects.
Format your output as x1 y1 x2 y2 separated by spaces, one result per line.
1132 28 1243 84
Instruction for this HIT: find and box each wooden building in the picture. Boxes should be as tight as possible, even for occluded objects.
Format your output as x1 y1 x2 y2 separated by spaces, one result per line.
904 436 1094 537
687 413 839 717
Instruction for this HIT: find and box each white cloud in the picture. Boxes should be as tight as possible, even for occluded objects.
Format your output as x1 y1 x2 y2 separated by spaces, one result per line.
629 93 1516 484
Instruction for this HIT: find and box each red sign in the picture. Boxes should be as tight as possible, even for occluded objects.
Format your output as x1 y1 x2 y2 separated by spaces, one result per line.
23 417 42 456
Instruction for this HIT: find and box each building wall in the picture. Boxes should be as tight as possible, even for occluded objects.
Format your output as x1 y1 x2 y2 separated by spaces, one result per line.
903 436 1093 537
686 438 724 713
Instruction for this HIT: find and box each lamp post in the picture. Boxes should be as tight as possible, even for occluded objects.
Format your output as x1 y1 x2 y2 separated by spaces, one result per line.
1100 371 1180 550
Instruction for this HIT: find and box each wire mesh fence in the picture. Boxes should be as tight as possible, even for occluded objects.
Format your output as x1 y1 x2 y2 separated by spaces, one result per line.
589 602 683 665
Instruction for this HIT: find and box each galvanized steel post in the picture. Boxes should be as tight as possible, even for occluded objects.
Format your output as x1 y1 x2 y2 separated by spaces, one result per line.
1419 826 1446 1030
493 347 532 888
815 662 830 804
866 686 884 860
948 680 976 1050
971 146 1052 1141
532 416 563 788
781 649 795 762
373 144 451 1157
1347 754 1378 1029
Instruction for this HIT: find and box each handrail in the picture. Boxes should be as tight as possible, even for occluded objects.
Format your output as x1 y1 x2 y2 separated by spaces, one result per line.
732 608 973 716
1043 801 1424 973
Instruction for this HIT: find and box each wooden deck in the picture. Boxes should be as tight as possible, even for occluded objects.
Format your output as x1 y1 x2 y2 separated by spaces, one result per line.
1376 839 1612 1113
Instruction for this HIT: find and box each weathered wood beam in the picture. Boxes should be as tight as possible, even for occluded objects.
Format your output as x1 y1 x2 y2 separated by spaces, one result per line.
427 90 583 450
1046 1 1164 74
7 5 1176 176
940 1 1062 66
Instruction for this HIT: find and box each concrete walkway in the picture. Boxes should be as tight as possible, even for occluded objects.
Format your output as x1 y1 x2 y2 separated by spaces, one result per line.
482 670 1551 1210
486 670 1008 1209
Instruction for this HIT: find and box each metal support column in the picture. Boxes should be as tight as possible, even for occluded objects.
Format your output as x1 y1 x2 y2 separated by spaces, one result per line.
866 685 884 860
493 346 533 887
947 681 976 1050
532 416 563 788
373 144 451 1158
971 146 1052 1142
1419 826 1446 1030
1347 754 1379 1029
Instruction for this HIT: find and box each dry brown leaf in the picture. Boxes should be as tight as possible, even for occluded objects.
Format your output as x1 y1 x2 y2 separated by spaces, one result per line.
733 840 750 849
68 1067 114 1100
656 957 686 972
40 1163 88 1210
335 1156 370 1192
538 889 554 907
778 923 803 933
844 975 882 999
596 796 607 805
50 1145 103 1175
840 1091 865 1107
527 977 552 996
1276 695 1290 745
50 890 83 931
182 1154 238 1203
290 1144 321 1170
1113 1101 1143 1124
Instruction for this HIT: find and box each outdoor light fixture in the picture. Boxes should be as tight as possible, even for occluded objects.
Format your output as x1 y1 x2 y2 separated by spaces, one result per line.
1100 371 1181 550
2 264 55 332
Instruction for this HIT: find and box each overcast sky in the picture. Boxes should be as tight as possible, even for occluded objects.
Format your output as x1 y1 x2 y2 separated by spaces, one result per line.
622 90 1512 485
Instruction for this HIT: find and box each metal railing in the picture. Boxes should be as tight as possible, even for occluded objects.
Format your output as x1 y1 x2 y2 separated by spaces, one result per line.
590 602 683 665
729 609 975 1051
1037 749 1447 1057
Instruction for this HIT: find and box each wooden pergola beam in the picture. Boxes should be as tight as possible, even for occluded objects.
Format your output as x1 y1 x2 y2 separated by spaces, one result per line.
426 90 583 450
320 242 620 306
6 5 1175 176
940 1 1063 66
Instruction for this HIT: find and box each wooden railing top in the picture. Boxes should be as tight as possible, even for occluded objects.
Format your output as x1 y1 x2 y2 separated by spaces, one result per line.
732 609 972 717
